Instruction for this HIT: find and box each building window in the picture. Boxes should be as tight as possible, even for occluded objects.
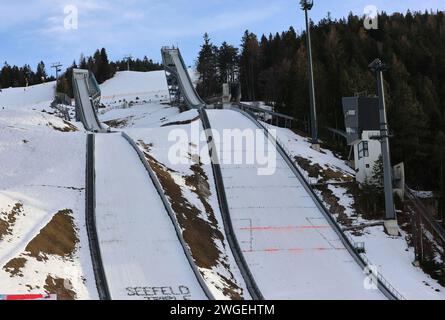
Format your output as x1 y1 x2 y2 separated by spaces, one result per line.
346 127 356 134
358 141 369 159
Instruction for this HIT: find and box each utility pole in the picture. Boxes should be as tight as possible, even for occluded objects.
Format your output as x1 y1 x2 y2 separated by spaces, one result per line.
123 55 132 71
300 0 319 151
51 62 63 90
369 58 399 236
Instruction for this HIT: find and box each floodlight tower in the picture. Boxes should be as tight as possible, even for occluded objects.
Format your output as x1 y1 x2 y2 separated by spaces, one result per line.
369 58 398 236
300 0 319 150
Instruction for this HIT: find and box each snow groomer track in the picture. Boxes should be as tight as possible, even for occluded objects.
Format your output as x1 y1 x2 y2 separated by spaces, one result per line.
161 46 403 300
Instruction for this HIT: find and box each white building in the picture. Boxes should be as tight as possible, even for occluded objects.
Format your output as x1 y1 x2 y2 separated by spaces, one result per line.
353 130 382 184
342 96 382 185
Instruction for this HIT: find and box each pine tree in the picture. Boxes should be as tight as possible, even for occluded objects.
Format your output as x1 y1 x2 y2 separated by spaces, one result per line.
98 48 111 83
35 61 47 83
79 54 87 69
196 33 219 99
239 30 260 101
217 42 239 84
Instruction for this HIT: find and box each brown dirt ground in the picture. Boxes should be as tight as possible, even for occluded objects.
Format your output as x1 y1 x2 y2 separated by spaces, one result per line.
3 257 27 277
104 118 129 128
314 185 356 230
295 156 353 183
138 141 243 300
25 209 78 262
161 116 200 127
44 276 77 300
48 121 78 132
0 203 23 241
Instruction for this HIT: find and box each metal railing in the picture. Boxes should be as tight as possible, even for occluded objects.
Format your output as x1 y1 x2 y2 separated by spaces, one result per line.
199 108 264 301
406 186 445 245
120 132 215 300
232 105 406 300
85 134 111 300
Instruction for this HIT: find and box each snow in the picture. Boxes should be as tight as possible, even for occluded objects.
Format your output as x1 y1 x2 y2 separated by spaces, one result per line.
99 102 180 129
0 82 55 109
410 190 435 199
272 124 445 300
206 109 384 300
268 124 355 178
0 108 97 299
188 68 199 87
94 133 206 300
126 115 250 299
100 71 169 106
1 66 442 300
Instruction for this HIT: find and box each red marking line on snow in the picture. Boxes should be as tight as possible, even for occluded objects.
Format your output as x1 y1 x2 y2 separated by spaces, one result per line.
243 247 346 254
239 225 330 232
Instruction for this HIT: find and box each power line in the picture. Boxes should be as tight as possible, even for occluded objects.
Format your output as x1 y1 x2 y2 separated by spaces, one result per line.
51 62 63 89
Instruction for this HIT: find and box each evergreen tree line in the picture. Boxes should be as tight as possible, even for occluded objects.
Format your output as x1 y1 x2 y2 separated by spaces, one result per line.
196 33 239 98
0 48 162 97
196 10 445 217
57 48 163 97
0 61 54 89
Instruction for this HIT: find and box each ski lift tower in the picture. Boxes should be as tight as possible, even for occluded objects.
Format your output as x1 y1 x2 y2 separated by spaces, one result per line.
51 62 63 89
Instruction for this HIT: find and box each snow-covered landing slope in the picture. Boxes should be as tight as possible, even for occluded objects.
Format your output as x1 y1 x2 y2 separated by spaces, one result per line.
94 133 206 300
99 102 179 129
126 111 250 300
271 125 445 300
207 109 384 300
0 109 97 299
100 71 169 105
0 82 55 109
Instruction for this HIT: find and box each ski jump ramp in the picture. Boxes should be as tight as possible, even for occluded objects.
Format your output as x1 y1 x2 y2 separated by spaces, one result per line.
75 66 208 299
161 46 401 299
206 109 385 299
94 133 207 300
161 47 205 108
73 69 104 132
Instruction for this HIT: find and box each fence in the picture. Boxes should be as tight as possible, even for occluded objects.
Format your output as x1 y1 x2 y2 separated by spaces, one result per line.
234 105 406 300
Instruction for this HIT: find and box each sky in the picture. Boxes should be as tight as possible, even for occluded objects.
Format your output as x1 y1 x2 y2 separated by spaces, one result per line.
0 0 444 76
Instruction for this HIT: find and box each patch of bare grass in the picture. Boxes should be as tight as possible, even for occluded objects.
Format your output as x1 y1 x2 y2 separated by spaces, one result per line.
3 257 27 277
104 118 129 128
44 276 77 300
295 156 353 183
25 209 78 262
0 203 23 241
138 141 243 300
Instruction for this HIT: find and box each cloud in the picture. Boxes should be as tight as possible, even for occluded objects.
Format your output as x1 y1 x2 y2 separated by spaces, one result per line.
2 0 445 73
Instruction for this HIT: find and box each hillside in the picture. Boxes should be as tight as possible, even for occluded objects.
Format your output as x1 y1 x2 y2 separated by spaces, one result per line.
0 82 55 109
